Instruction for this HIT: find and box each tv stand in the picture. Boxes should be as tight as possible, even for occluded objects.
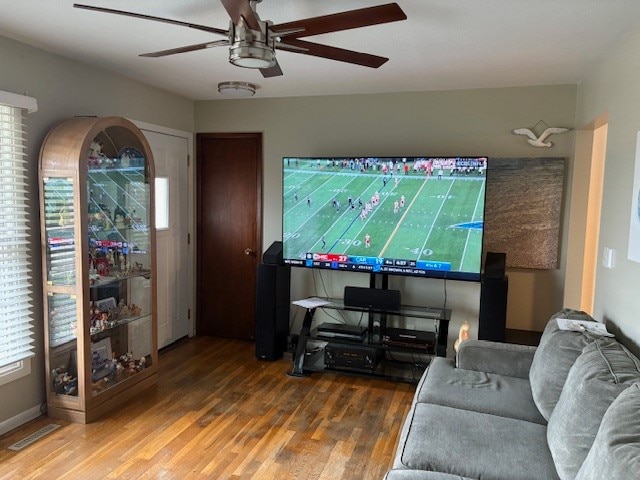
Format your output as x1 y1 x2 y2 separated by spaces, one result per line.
288 297 450 383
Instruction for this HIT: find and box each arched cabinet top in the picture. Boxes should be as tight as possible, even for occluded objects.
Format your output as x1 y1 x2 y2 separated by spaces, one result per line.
39 116 155 177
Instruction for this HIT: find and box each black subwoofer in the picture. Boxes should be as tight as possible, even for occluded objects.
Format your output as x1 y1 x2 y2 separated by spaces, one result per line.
478 252 508 342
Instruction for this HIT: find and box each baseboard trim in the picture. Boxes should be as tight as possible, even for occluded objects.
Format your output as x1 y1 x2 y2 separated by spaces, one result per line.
0 405 43 437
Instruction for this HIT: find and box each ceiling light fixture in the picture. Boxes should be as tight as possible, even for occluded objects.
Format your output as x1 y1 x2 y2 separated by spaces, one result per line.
217 81 257 98
228 17 276 70
229 44 275 69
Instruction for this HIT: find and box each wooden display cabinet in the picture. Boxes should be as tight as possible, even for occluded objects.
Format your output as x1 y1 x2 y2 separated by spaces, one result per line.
39 116 158 423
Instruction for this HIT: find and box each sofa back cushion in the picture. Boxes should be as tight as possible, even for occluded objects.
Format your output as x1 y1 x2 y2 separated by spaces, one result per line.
529 309 598 420
575 382 640 480
547 339 640 480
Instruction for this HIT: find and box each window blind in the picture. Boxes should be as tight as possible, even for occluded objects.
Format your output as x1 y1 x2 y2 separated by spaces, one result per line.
0 102 35 368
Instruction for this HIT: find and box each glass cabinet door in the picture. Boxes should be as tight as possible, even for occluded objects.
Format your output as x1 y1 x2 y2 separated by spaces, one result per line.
43 177 76 286
85 143 153 396
46 292 79 396
43 177 79 397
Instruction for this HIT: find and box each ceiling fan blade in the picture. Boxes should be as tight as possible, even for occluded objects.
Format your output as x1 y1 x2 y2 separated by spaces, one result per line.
270 3 406 38
277 38 388 68
274 41 308 53
140 40 230 58
260 61 283 78
220 0 262 31
73 3 228 36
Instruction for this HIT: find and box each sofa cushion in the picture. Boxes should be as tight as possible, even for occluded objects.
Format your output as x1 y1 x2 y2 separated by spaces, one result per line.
415 357 546 424
547 339 640 480
575 382 640 480
399 403 559 480
385 469 474 480
529 308 598 420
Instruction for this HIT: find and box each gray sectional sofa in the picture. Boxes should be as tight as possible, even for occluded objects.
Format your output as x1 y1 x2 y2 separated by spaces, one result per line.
385 310 640 480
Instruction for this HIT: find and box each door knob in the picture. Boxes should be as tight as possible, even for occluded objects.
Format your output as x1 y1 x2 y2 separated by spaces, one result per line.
244 248 254 256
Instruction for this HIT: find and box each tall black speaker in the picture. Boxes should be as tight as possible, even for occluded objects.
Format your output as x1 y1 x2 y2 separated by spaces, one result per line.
263 240 283 265
484 251 506 280
255 262 291 360
478 252 508 342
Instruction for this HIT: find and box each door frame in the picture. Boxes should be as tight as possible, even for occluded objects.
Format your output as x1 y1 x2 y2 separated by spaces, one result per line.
132 119 196 337
195 132 263 337
563 114 608 314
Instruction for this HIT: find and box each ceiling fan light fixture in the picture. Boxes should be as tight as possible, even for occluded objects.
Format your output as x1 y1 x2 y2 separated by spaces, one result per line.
229 43 275 69
217 81 257 97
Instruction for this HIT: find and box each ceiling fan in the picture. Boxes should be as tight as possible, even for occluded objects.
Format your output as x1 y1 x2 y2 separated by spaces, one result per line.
73 1 407 78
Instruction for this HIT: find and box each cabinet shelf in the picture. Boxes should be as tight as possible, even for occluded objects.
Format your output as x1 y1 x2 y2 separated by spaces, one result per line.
39 116 158 423
89 226 149 235
90 312 151 337
90 269 151 288
88 165 145 173
45 225 75 233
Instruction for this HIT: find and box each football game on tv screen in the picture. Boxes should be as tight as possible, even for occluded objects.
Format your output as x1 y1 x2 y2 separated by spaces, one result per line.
282 156 487 281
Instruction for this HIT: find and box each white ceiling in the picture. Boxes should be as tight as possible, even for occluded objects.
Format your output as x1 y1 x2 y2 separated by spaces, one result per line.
2 1 640 101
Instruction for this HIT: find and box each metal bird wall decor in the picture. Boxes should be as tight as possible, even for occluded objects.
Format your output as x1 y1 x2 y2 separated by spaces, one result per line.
512 122 570 148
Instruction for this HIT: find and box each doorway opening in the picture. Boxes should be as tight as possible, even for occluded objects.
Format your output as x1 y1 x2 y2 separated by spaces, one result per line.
564 119 607 314
580 123 607 314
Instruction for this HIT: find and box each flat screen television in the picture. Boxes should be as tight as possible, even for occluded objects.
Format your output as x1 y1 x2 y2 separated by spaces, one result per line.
282 156 487 281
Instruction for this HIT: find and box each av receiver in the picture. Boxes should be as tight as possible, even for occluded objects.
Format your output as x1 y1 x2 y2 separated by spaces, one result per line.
324 343 381 371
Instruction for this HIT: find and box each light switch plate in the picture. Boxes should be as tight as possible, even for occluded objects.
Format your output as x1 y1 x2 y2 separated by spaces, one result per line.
603 247 615 269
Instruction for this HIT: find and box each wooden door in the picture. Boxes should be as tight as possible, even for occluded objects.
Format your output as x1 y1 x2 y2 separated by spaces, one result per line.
196 133 262 339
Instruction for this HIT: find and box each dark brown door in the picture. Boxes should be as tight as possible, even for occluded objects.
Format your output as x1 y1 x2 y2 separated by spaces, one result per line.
196 133 262 340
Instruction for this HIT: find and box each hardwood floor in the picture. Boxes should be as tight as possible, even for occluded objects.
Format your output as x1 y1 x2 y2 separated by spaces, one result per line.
0 337 415 479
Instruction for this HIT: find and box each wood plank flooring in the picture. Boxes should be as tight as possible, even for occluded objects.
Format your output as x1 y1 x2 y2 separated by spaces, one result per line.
0 337 415 480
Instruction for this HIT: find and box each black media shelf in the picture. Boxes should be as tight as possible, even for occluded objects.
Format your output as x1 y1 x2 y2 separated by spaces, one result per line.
288 297 450 384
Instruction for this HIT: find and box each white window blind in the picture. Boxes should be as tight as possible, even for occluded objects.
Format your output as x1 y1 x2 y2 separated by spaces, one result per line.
0 97 35 369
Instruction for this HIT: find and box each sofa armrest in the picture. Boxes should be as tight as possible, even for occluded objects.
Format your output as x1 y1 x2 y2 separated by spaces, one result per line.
456 340 536 379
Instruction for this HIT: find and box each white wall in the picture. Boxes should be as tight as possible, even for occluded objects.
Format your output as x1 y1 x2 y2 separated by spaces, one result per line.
0 34 194 430
573 25 640 354
195 85 577 348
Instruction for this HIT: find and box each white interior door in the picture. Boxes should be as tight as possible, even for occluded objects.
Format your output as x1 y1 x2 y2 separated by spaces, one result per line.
138 127 191 348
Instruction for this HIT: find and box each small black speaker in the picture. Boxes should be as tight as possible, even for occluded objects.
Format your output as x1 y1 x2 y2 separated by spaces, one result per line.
484 251 506 280
263 241 283 265
478 276 508 342
343 286 401 311
255 263 290 360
